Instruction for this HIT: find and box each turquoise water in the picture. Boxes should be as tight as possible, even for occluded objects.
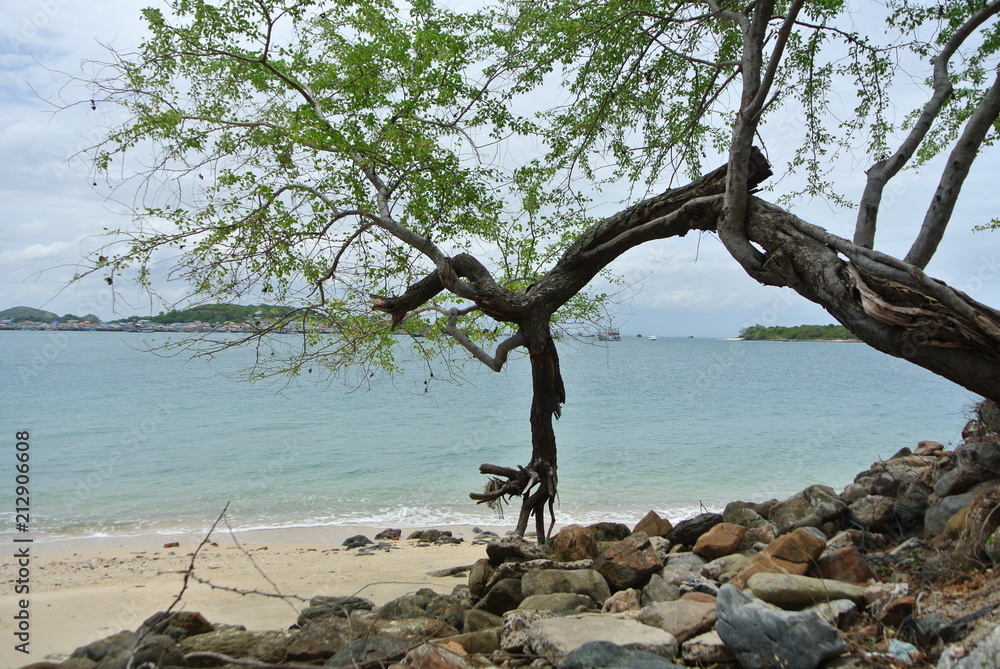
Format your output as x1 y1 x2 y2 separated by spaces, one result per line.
0 331 977 538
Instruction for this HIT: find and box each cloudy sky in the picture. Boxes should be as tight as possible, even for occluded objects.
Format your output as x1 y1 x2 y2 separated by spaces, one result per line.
2 0 998 337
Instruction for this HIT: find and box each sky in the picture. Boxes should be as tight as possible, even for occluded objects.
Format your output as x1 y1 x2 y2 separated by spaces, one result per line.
1 0 998 338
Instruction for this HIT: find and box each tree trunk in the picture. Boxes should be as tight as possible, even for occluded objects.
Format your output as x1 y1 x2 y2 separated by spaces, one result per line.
470 326 565 542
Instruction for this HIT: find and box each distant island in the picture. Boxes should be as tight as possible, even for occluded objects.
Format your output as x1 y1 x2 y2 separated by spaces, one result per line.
738 323 860 341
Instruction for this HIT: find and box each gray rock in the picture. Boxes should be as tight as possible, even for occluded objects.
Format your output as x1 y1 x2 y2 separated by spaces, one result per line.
474 577 523 615
894 481 932 530
420 529 444 543
937 624 1000 668
463 608 502 633
444 628 500 655
374 528 401 540
641 573 681 606
500 609 553 652
678 575 719 598
557 640 686 668
666 513 723 547
954 438 1000 474
181 627 294 663
527 613 680 660
377 595 426 620
659 553 708 586
587 521 633 542
70 632 137 662
521 568 611 605
747 572 869 607
518 592 594 612
486 536 548 564
285 617 365 661
769 485 848 534
849 495 896 533
468 558 492 598
323 634 410 667
715 584 849 669
701 553 750 583
925 491 976 536
934 467 991 497
425 595 466 631
93 634 184 669
342 534 373 549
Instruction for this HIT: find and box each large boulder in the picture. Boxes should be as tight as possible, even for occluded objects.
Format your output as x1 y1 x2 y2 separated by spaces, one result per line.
746 572 869 608
527 614 680 660
715 584 849 669
521 568 611 605
636 599 717 643
474 578 523 615
769 485 847 533
553 524 599 561
811 546 878 584
666 513 723 547
692 522 745 560
729 527 827 589
588 521 633 542
633 510 674 539
592 532 664 591
925 492 976 536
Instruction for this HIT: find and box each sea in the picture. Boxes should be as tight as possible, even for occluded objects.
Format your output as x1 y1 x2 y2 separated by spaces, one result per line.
1 331 979 540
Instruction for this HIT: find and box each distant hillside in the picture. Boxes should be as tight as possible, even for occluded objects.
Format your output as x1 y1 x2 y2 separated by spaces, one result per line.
738 324 859 341
147 304 296 324
0 306 59 321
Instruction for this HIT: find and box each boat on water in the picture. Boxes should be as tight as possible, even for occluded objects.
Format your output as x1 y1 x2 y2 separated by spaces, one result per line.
597 329 622 341
648 335 657 341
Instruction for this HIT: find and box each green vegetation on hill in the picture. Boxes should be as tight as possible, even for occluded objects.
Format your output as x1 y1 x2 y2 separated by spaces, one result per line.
738 324 859 341
0 306 60 321
147 304 295 324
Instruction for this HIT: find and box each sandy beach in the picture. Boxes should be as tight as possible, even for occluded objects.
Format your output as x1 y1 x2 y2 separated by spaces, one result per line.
1 524 499 664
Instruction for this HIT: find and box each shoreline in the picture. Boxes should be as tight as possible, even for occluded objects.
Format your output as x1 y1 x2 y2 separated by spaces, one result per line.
0 524 500 662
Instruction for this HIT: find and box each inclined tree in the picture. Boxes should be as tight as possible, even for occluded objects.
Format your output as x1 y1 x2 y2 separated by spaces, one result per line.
77 0 1000 540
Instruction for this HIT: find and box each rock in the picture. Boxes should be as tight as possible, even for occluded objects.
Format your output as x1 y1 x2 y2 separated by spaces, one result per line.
692 522 745 560
636 599 716 643
769 485 848 534
915 440 945 455
182 628 294 663
666 513 723 547
934 467 991 497
680 630 734 665
722 505 777 547
435 535 464 545
894 481 933 530
407 530 425 540
648 535 672 560
593 532 664 590
678 574 719 598
729 527 827 588
954 438 1000 474
641 573 681 606
375 528 401 540
849 495 896 533
937 624 1000 669
519 592 595 612
500 609 553 652
140 611 215 641
602 588 641 613
324 634 411 667
587 521 633 542
474 577 523 615
634 510 674 539
486 536 547 565
521 568 611 605
286 617 366 661
925 491 976 536
421 529 444 543
467 558 493 598
425 595 466 631
812 546 878 584
807 599 859 629
342 534 373 549
701 553 750 583
986 526 1000 565
715 583 849 669
557 640 686 668
379 595 428 620
747 572 869 608
463 608 502 633
378 618 459 640
69 632 137 663
877 595 916 628
399 642 474 669
680 591 717 604
527 613 680 660
105 634 185 669
553 524 599 561
659 552 708 585
444 628 500 655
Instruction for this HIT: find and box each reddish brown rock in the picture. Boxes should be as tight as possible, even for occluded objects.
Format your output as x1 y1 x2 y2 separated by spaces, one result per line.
877 596 916 628
680 592 717 604
811 546 878 584
693 523 745 561
553 524 598 562
400 641 475 669
729 528 827 589
915 440 945 456
592 532 663 591
633 510 674 539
